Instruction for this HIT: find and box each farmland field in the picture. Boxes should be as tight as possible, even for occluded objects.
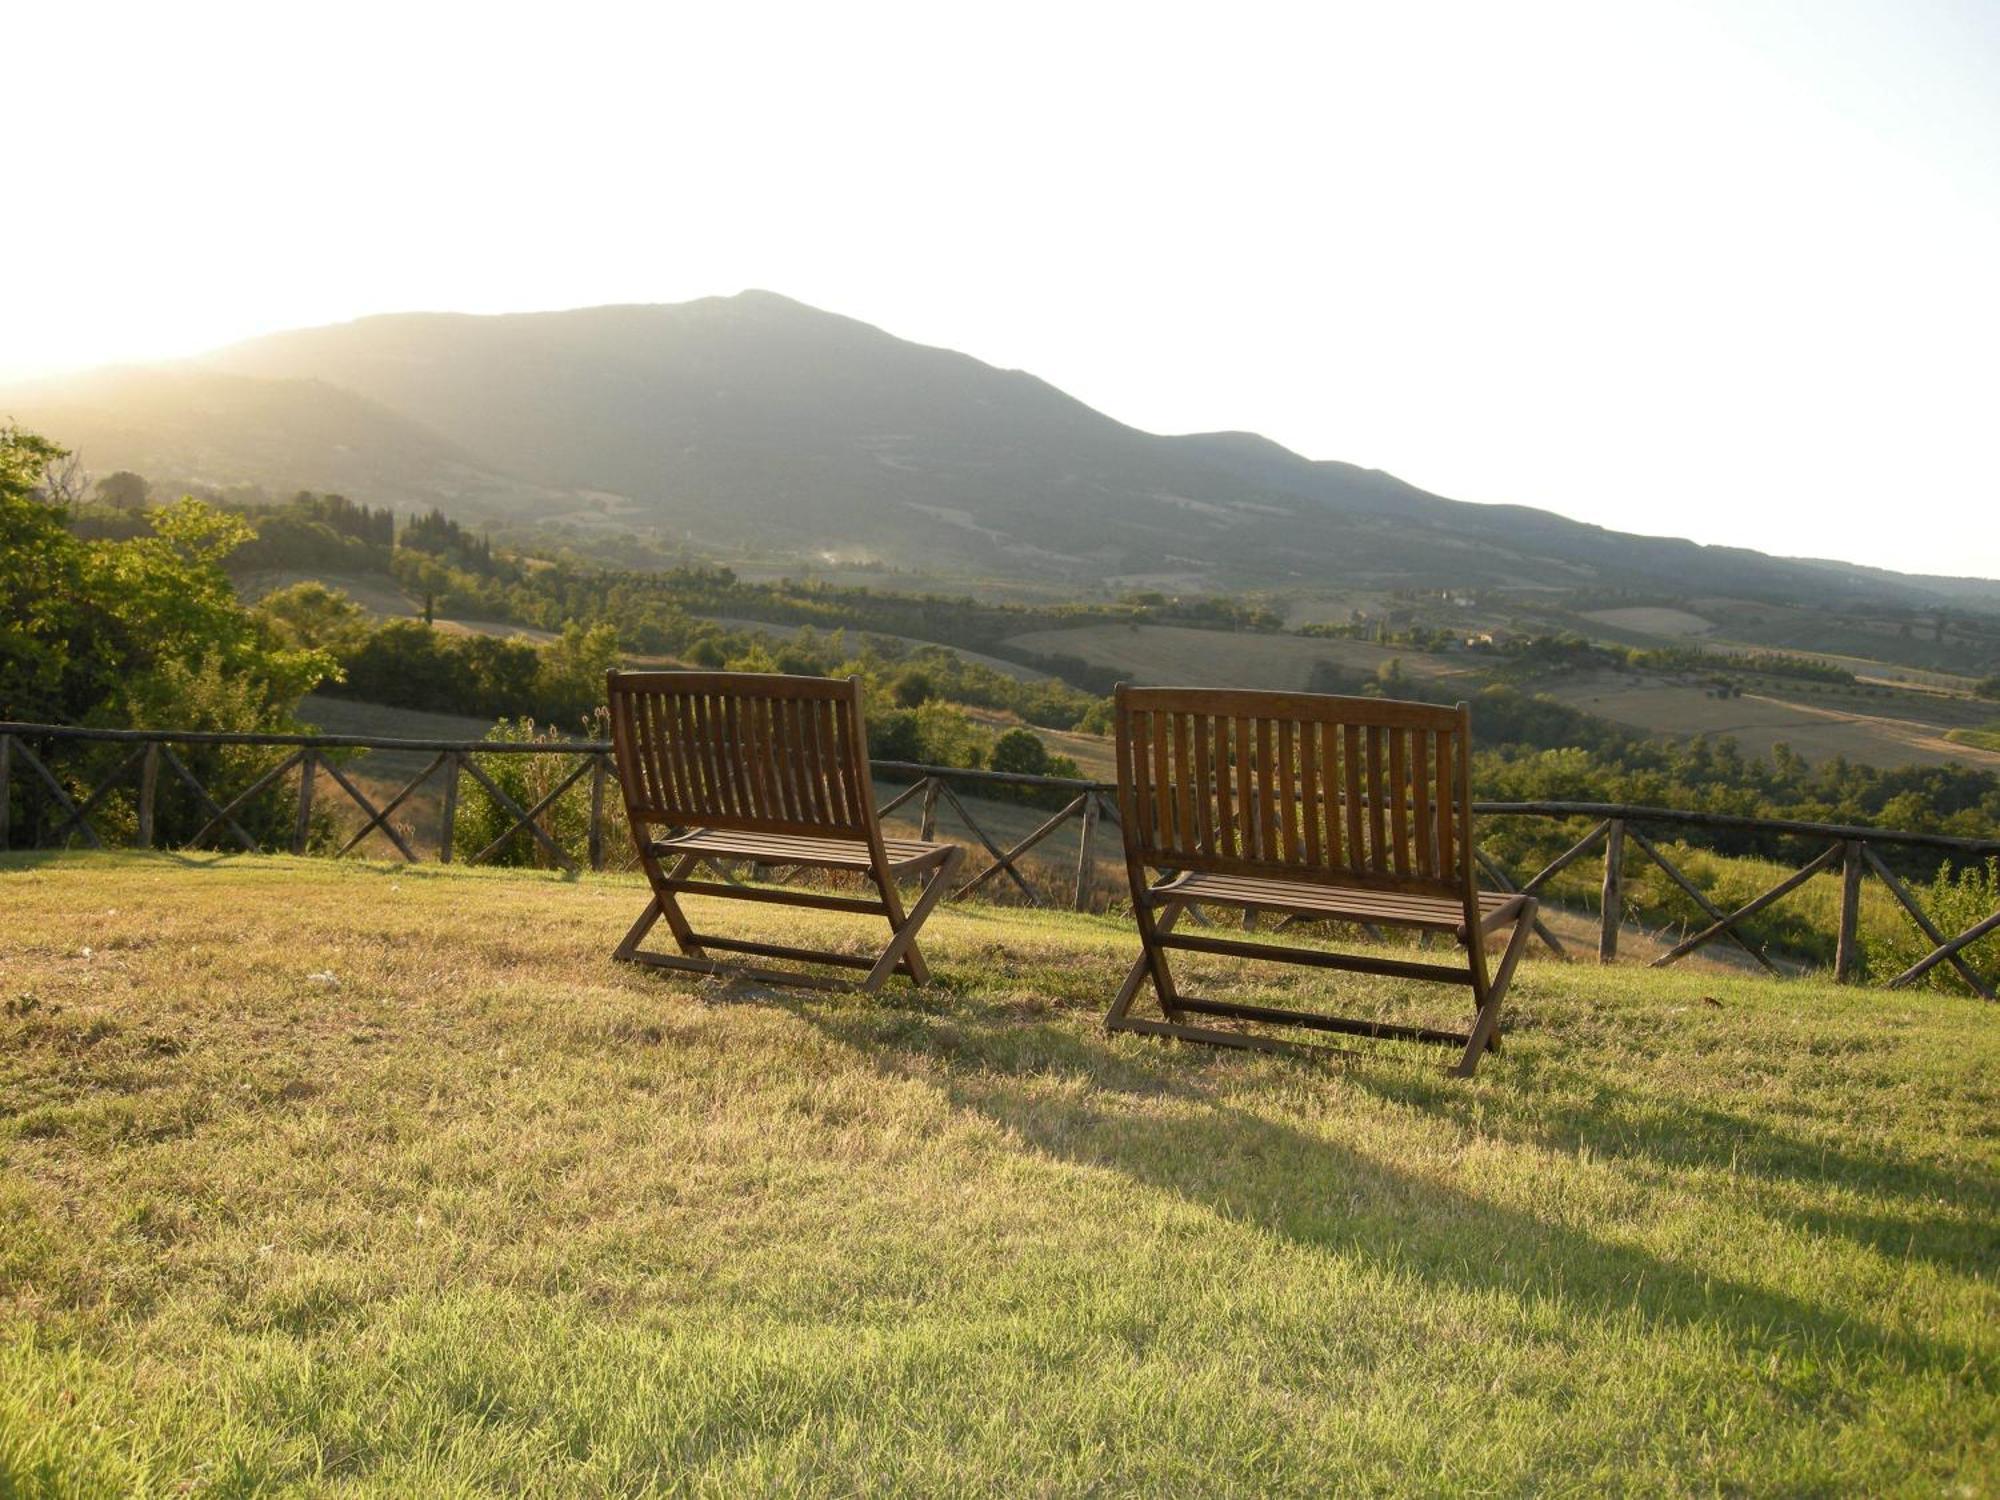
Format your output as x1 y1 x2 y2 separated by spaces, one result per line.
234 570 554 644
697 616 1051 683
2 853 1994 1494
1005 623 1475 693
1581 606 1718 637
1540 672 2000 772
233 569 420 619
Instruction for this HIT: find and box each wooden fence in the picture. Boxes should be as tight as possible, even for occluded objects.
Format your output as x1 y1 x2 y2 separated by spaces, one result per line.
3 721 1996 996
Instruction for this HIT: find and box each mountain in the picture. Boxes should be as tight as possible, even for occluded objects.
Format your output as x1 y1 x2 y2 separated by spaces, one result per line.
9 291 1997 604
0 366 562 514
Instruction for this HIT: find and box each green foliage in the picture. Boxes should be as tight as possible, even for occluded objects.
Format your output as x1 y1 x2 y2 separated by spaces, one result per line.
1975 675 2000 702
458 716 619 869
228 492 396 573
988 726 1085 807
0 426 83 722
1870 859 2000 994
255 581 372 653
93 470 148 511
1944 724 2000 753
868 701 992 771
1 426 340 847
2 429 332 722
400 505 499 574
328 620 542 720
538 621 621 724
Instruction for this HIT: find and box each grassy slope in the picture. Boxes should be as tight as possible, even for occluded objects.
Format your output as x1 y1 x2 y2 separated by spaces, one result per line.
1 855 1994 1496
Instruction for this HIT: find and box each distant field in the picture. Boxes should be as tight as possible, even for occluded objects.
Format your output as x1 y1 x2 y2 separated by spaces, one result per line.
1681 597 1999 678
1581 606 1717 637
698 616 1051 683
298 693 499 747
433 617 558 644
1005 624 1474 693
234 569 418 618
1541 672 2000 771
235 569 554 643
1947 725 2000 753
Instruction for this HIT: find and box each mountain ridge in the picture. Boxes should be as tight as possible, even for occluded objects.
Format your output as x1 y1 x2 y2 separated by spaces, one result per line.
6 291 1995 604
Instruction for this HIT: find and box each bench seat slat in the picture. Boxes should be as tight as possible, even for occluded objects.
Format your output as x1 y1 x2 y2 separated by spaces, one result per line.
1153 871 1519 934
654 827 953 873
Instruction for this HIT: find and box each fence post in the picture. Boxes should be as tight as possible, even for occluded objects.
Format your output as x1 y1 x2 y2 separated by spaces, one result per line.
136 742 160 849
1073 792 1099 911
919 779 938 841
1599 818 1625 963
0 734 10 852
588 753 607 872
292 751 318 856
1835 839 1865 983
439 752 460 864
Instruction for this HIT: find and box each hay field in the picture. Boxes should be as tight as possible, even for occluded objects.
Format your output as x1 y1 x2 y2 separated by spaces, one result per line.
696 616 1051 683
1542 673 2000 771
232 569 419 619
1581 606 1718 637
1004 624 1474 693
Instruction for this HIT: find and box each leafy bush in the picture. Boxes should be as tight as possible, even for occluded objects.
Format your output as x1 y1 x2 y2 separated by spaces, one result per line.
456 715 623 870
2 426 336 850
1869 858 2000 995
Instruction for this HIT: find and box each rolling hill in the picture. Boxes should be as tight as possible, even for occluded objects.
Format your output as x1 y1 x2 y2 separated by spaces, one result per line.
8 291 1998 605
0 366 563 514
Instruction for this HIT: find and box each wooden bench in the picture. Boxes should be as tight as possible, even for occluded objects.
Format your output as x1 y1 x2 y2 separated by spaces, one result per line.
606 670 963 992
1107 686 1536 1075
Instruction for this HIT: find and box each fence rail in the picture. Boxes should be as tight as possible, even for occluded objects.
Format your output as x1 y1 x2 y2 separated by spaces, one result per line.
3 721 1995 997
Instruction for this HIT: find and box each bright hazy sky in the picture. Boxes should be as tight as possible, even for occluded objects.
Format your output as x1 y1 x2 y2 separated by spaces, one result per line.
9 0 1998 579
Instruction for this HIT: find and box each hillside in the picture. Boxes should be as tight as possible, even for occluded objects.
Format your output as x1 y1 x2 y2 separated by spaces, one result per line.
0 367 563 513
12 292 1997 604
3 853 1994 1493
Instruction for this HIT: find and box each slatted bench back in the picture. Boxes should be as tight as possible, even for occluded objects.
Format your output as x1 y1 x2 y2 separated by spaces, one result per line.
1114 686 1474 898
607 671 880 841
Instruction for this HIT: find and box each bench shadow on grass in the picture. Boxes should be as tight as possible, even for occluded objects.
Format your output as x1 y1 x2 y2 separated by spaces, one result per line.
782 993 1987 1381
1344 1062 2000 1284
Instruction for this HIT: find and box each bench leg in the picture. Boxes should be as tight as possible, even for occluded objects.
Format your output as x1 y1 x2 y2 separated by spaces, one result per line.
861 847 962 995
1453 899 1535 1077
617 852 707 962
1109 893 1185 1030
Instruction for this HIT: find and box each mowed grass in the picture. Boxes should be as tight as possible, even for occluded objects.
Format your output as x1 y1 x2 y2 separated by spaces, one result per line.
2 855 1996 1496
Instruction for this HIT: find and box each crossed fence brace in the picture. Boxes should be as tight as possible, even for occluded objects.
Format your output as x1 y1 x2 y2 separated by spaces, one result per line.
1 724 1995 997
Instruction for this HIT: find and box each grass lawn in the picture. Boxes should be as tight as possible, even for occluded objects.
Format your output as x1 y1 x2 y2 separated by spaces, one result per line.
1 853 1995 1496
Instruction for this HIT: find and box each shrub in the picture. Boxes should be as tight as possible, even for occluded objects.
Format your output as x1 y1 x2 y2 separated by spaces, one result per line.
457 715 624 870
1869 858 2000 995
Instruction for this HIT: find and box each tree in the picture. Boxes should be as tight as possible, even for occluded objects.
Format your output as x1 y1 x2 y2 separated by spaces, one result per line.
990 727 1054 778
0 426 84 721
537 620 620 725
0 427 334 727
93 470 149 511
256 580 370 652
1 426 338 848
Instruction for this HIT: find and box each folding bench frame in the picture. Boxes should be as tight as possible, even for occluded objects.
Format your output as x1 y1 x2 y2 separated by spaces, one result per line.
1106 687 1537 1076
607 671 962 993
